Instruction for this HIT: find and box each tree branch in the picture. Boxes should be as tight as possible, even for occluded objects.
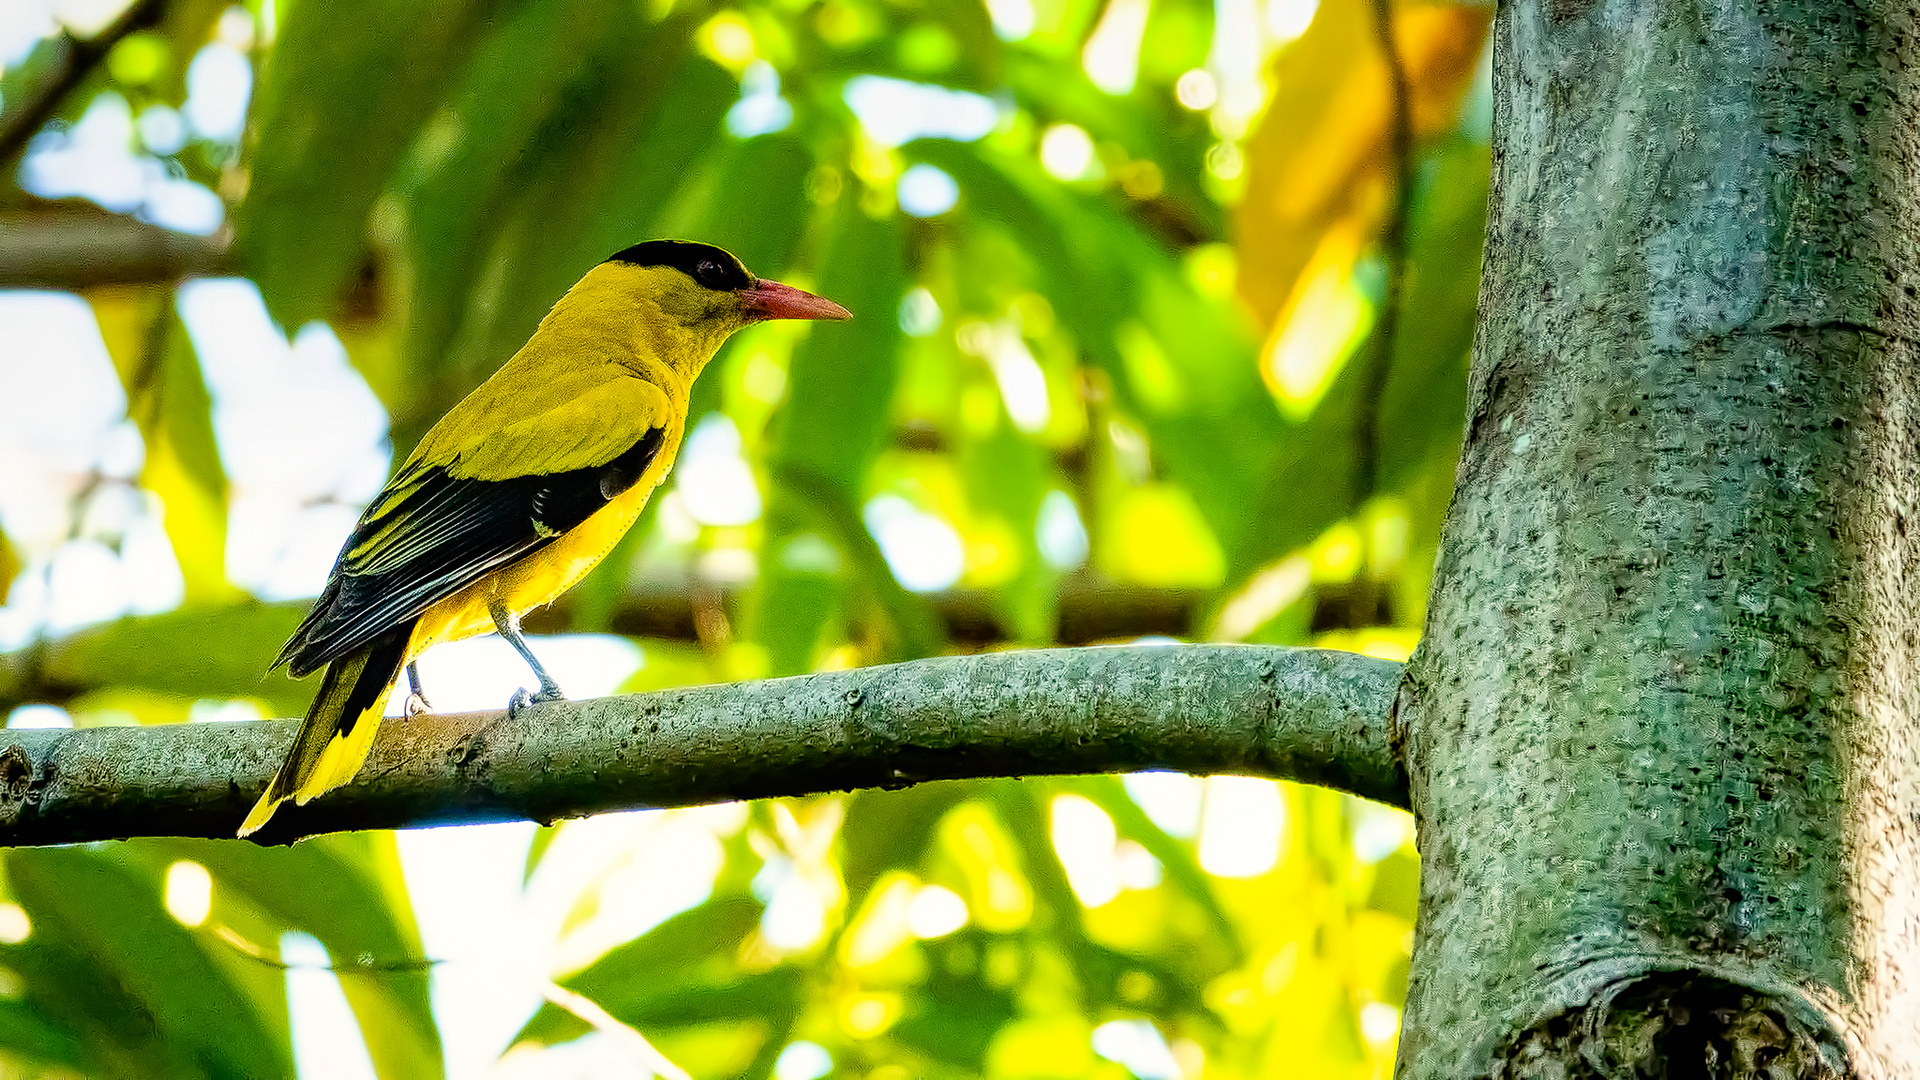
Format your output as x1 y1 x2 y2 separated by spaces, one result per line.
0 209 232 288
0 644 1407 846
0 582 1237 716
0 0 171 169
1356 0 1416 506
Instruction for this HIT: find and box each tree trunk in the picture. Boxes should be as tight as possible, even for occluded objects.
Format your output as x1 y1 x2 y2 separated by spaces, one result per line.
1396 0 1920 1072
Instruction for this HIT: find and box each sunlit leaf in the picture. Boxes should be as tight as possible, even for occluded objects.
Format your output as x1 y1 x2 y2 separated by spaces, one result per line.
142 314 235 605
0 526 18 607
1066 776 1241 957
1235 0 1490 326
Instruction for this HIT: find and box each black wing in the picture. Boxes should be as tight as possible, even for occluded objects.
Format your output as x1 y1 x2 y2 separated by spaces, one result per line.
276 428 665 677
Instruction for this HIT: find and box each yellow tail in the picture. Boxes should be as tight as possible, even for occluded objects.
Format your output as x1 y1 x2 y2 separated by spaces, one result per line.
239 629 411 837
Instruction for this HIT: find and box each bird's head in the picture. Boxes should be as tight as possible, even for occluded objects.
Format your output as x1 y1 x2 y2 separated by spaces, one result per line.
572 240 851 378
592 240 850 364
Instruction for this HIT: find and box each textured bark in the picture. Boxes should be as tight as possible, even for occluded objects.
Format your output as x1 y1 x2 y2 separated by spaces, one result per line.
0 644 1404 845
1395 0 1920 1072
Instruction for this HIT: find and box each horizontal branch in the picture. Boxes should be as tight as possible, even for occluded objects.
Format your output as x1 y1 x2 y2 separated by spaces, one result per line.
540 577 1213 646
0 210 232 288
0 583 1235 715
0 644 1406 845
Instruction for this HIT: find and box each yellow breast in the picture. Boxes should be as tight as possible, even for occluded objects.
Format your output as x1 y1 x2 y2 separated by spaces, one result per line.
406 441 679 657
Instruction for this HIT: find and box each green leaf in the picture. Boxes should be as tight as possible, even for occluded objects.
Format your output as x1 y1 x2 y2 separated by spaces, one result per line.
999 51 1219 232
513 895 783 1047
1367 848 1421 924
1379 134 1488 497
890 931 1019 1069
983 784 1097 989
915 141 1282 573
33 602 310 717
687 133 816 280
390 0 677 440
1237 362 1363 585
148 0 233 105
748 202 942 671
239 0 514 327
155 834 443 1080
0 999 88 1075
405 34 733 448
767 203 907 499
957 416 1060 643
839 784 974 907
4 846 295 1080
1230 136 1489 597
132 310 236 605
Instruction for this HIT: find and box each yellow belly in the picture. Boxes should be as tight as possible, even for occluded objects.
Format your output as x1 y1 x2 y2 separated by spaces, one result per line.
406 473 664 657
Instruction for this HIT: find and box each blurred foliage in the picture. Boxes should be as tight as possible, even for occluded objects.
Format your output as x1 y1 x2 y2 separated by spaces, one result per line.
0 0 1491 1071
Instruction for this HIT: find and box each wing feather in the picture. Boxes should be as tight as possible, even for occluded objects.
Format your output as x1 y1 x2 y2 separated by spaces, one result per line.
275 376 673 677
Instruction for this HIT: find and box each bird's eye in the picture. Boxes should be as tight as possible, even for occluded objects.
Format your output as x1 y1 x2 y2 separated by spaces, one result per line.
694 260 728 289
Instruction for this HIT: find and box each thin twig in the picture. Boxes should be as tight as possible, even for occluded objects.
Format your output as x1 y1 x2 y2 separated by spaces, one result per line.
1357 0 1417 507
0 644 1408 845
211 923 440 973
0 0 171 168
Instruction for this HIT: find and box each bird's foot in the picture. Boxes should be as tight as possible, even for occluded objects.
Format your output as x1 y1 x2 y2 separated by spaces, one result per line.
405 692 434 718
506 684 565 719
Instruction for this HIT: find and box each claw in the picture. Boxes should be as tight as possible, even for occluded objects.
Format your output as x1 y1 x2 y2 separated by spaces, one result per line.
507 687 534 719
530 685 567 705
405 692 434 718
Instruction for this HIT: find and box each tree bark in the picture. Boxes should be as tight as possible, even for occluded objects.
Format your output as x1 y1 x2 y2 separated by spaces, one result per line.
0 645 1404 845
1395 0 1920 1072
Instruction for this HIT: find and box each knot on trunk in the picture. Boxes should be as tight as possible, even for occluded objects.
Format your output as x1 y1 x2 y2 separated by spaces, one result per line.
1498 972 1852 1079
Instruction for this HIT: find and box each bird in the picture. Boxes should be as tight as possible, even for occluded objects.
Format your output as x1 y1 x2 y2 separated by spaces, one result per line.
238 240 851 837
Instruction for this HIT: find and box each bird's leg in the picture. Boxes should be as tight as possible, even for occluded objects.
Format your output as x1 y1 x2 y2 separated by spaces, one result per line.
404 662 433 717
490 600 566 717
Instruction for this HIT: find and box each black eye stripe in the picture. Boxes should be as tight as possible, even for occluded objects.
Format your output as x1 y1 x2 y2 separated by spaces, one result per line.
604 240 753 291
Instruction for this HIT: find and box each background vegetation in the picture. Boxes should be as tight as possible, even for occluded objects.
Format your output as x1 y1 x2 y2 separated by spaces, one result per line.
0 0 1489 1074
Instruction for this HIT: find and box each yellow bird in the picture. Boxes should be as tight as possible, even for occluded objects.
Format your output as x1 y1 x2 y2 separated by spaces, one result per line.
239 240 850 837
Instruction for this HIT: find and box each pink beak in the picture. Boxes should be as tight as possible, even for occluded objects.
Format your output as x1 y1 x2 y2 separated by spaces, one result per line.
741 279 853 322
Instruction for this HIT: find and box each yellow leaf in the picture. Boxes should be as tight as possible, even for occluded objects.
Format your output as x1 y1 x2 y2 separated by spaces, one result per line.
1099 484 1225 588
938 803 1034 933
1235 1 1492 327
987 1015 1097 1080
0 526 18 605
143 433 234 604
